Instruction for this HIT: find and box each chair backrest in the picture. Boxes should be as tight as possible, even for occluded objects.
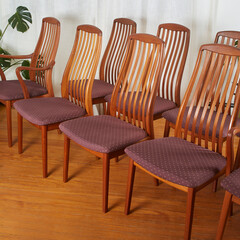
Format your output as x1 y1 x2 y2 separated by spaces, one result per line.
157 23 190 106
61 25 102 116
215 31 240 47
99 18 136 85
110 33 165 137
175 44 240 153
30 17 60 93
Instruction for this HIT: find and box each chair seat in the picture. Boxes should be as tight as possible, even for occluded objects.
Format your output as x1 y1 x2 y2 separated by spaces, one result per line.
0 80 48 101
13 97 86 126
69 80 114 100
221 168 240 198
104 93 176 116
125 137 226 188
92 80 115 99
59 115 147 153
162 106 239 138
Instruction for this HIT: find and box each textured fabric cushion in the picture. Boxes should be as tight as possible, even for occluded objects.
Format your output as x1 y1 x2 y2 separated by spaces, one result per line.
69 79 114 100
125 137 226 188
92 80 115 99
59 115 147 153
162 106 240 138
221 168 240 198
13 97 86 125
104 92 176 116
0 80 48 101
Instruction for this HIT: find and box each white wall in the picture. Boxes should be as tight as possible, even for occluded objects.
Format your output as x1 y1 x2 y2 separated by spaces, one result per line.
0 0 239 98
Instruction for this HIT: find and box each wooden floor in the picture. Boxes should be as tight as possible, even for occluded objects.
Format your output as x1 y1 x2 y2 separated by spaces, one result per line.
0 104 240 240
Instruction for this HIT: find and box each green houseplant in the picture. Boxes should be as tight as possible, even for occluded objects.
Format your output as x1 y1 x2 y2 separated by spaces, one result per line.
0 6 32 79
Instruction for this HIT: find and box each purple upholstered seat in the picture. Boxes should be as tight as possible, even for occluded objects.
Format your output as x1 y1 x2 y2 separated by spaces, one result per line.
104 93 176 116
221 168 240 198
69 80 114 100
59 115 147 153
162 106 240 138
92 80 115 99
125 137 226 188
13 97 86 126
0 80 48 101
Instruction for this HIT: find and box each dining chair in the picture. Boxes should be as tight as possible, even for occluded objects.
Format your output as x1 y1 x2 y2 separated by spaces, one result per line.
163 30 240 139
91 18 136 113
59 33 165 213
0 17 60 147
124 44 240 240
215 128 240 240
13 25 102 178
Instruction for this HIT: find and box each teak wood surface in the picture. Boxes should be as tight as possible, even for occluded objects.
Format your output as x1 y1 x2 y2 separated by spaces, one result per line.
0 104 240 240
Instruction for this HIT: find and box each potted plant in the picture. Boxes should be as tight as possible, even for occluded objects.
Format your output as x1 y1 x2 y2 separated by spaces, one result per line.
0 6 32 79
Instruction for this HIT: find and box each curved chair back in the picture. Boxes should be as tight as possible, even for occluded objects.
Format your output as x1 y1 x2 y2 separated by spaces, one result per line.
175 44 240 153
157 23 190 106
110 33 165 137
30 17 60 95
61 25 102 116
215 31 240 47
100 18 136 85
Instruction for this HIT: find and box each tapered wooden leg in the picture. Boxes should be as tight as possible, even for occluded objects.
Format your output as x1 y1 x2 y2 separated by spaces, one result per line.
125 159 136 215
103 154 110 213
6 101 12 147
103 102 107 115
216 191 232 240
106 102 110 115
233 141 240 170
18 113 23 154
41 125 48 178
154 178 159 186
212 179 218 192
63 135 70 183
184 188 196 240
163 120 170 137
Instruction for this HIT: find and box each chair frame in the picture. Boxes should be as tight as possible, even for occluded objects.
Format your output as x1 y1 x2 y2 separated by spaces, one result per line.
125 44 240 240
154 23 190 119
63 33 165 213
17 25 102 178
92 18 136 112
0 17 60 147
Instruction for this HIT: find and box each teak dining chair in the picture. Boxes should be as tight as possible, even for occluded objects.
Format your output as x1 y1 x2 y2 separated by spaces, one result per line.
0 17 60 147
163 30 240 140
59 33 165 213
91 18 136 113
124 44 240 240
13 25 102 178
216 127 240 240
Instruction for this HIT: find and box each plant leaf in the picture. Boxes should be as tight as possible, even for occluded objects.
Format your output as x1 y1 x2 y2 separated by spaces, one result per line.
21 60 30 79
0 47 11 69
8 6 32 33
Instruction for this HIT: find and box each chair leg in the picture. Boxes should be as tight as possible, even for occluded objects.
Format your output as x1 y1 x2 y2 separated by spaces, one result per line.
102 154 110 213
63 135 70 183
41 125 48 178
106 102 110 115
125 159 136 215
216 191 232 240
163 120 170 137
184 188 196 240
212 179 218 192
154 178 159 186
6 101 12 147
18 113 23 154
233 140 240 170
115 157 119 162
103 102 107 115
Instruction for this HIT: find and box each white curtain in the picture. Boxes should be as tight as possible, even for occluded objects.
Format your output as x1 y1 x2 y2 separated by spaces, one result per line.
0 0 239 98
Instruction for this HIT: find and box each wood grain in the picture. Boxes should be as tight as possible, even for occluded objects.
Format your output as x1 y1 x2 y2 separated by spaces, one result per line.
0 104 240 240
